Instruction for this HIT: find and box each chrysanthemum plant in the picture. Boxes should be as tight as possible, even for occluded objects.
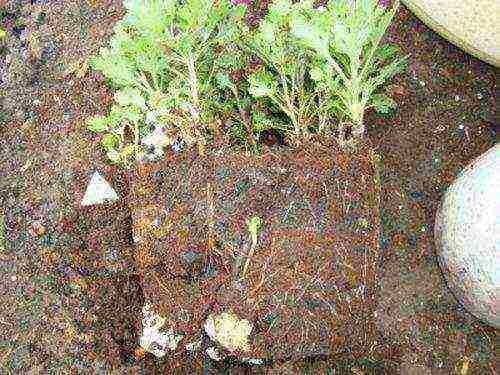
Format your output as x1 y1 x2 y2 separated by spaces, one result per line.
290 0 408 141
243 0 320 142
86 0 247 167
244 0 407 145
86 0 407 166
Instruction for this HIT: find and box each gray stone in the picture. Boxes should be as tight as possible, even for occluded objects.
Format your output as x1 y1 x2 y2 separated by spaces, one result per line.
434 143 499 328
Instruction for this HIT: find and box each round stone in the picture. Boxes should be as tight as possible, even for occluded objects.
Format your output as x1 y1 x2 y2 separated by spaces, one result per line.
434 144 499 328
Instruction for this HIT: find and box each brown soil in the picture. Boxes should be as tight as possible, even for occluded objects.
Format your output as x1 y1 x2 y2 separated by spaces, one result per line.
0 0 497 374
131 136 380 365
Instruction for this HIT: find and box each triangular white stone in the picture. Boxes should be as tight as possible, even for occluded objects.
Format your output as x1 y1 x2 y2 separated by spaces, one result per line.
80 171 119 206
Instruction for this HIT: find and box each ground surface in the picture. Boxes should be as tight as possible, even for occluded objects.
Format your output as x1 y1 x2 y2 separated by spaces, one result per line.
0 0 498 374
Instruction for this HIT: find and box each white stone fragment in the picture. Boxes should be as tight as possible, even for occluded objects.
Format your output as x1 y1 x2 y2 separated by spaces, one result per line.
241 357 264 365
206 346 222 361
80 171 119 206
139 303 184 358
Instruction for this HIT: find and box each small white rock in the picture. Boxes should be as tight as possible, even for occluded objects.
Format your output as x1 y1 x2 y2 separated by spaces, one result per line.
139 303 184 358
206 346 222 361
241 357 264 365
80 171 119 206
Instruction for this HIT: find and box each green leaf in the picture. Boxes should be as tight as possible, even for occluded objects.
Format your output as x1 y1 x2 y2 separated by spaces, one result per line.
114 87 147 109
310 66 323 81
100 133 119 151
251 110 273 132
260 20 277 43
267 0 292 22
106 149 121 163
88 48 136 86
215 72 233 89
247 72 275 98
365 56 407 93
231 3 247 20
372 44 400 65
87 115 109 132
370 93 397 114
290 16 328 58
123 0 174 39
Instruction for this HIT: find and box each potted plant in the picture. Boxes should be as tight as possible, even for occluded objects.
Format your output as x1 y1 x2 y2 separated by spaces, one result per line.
84 0 406 368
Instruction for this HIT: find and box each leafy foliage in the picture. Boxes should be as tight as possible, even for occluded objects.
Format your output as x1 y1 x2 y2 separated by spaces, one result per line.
291 0 408 137
85 0 407 165
243 0 321 139
87 0 247 166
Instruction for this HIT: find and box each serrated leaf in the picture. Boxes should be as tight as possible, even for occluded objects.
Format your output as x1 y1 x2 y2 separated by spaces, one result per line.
364 56 407 97
310 66 323 81
215 72 233 89
247 72 274 98
114 87 147 109
290 16 328 58
268 0 292 22
370 93 397 114
231 3 247 20
89 48 136 86
101 133 119 151
373 44 400 64
260 20 277 44
87 115 109 132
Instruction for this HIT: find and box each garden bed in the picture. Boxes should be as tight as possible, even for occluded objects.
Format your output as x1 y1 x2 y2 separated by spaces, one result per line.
129 136 381 366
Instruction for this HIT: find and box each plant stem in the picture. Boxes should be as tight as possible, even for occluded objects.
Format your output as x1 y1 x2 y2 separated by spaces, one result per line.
230 85 255 147
278 73 299 136
186 52 202 140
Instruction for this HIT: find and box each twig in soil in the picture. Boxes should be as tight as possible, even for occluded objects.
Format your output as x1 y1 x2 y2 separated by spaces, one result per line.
336 179 352 216
153 272 175 302
252 245 276 291
331 279 352 317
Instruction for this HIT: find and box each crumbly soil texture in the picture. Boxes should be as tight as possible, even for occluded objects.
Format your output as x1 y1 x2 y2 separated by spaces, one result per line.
131 136 380 366
0 0 497 374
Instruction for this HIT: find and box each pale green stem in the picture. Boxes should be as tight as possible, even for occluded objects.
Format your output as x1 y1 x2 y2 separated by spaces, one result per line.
278 73 299 136
186 52 201 138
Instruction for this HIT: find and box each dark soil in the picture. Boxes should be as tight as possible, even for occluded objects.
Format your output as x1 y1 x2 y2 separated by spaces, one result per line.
132 137 380 364
0 0 497 374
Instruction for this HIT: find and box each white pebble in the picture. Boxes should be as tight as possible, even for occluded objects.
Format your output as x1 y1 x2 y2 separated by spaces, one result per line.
206 347 222 361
